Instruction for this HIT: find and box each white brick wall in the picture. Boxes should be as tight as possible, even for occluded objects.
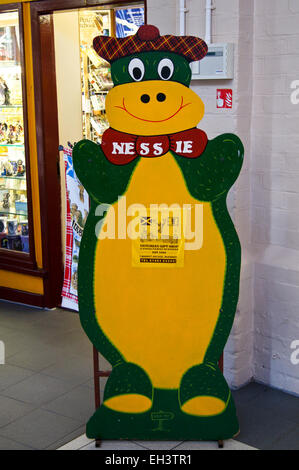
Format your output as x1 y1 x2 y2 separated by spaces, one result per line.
148 0 254 389
253 246 299 395
251 1 299 396
147 0 299 396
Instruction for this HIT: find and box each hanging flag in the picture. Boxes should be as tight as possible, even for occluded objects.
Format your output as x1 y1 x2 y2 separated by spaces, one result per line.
115 8 144 38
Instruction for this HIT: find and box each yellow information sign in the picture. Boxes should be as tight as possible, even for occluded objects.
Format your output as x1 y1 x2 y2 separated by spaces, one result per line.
132 207 185 268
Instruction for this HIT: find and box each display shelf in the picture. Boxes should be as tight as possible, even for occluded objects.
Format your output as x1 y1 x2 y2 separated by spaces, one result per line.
0 144 24 148
0 210 27 217
79 9 112 143
0 186 26 190
0 8 30 255
0 105 23 109
0 176 26 180
0 60 21 67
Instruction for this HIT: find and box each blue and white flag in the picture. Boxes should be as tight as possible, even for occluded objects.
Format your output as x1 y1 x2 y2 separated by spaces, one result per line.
116 8 144 38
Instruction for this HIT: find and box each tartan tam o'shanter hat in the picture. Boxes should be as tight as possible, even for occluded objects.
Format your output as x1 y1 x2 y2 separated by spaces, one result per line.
93 24 208 64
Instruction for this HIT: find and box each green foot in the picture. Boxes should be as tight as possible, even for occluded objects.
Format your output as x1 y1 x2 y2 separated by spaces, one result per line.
104 361 153 403
86 387 239 441
86 362 239 440
179 363 230 416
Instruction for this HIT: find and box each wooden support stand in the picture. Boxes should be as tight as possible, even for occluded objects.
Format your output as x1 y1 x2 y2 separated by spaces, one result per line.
93 346 111 449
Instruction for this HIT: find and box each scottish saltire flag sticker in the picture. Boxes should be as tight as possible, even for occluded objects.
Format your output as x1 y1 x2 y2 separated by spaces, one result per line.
116 8 144 38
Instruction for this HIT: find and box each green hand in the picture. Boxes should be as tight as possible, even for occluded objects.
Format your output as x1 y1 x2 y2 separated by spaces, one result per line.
73 139 139 204
174 134 244 202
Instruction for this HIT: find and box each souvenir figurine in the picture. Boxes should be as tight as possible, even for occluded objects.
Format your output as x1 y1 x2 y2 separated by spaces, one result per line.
20 221 29 236
7 125 15 145
1 159 13 177
2 192 10 210
0 122 7 142
7 218 18 235
10 160 17 174
73 25 244 442
15 124 23 143
0 77 10 106
9 235 23 251
16 159 25 177
0 123 5 141
1 237 8 249
0 218 5 233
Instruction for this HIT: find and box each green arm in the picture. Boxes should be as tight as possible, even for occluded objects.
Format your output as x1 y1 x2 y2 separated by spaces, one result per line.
73 139 139 366
77 201 125 367
174 133 244 364
73 139 139 204
173 134 244 202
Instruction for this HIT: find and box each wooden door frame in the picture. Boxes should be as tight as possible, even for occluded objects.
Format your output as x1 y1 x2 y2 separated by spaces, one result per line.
30 0 147 308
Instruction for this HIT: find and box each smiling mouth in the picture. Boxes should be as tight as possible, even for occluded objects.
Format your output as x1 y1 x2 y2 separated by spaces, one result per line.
114 97 191 123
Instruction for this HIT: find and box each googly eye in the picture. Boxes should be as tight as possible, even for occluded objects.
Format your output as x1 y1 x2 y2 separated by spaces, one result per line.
157 58 174 80
128 58 145 81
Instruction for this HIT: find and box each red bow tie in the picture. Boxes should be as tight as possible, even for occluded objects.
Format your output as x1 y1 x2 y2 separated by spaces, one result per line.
101 128 208 165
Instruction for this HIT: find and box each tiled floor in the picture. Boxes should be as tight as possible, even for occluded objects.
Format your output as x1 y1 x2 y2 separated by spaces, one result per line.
0 300 96 450
0 299 298 450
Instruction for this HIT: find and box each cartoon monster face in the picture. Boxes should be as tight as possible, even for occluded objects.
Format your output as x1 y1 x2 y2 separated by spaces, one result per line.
105 52 205 136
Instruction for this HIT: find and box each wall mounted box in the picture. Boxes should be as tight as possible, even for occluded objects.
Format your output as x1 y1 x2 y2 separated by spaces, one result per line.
191 43 234 80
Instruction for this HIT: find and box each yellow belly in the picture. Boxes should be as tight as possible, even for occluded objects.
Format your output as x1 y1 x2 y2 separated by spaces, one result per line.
94 153 226 389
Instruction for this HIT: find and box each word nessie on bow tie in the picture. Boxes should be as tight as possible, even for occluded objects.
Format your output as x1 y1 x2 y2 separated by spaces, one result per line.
101 128 208 165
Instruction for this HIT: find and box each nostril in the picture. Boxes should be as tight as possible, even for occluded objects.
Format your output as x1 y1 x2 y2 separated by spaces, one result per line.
157 93 166 102
141 94 150 103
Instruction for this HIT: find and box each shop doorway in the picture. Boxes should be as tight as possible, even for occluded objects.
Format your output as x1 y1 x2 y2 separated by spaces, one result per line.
30 1 146 309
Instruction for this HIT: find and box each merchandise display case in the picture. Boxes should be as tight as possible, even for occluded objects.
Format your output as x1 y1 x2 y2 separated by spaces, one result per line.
0 9 30 255
80 9 113 144
79 6 144 143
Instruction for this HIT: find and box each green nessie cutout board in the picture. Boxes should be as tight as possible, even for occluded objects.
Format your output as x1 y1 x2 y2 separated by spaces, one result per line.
73 24 244 441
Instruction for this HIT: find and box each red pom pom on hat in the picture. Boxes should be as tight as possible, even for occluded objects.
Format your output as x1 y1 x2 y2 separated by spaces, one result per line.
137 25 160 41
